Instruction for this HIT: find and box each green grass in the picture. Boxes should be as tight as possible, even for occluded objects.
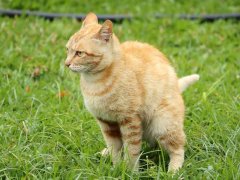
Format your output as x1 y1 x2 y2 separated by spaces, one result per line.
2 0 240 15
0 1 240 179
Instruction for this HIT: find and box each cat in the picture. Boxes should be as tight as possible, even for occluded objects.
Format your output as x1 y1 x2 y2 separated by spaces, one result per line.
65 12 199 172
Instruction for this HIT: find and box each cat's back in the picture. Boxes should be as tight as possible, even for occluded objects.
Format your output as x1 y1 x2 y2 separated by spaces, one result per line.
121 41 170 65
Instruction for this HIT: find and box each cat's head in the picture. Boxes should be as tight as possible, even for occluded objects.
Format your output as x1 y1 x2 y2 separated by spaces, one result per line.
65 12 119 74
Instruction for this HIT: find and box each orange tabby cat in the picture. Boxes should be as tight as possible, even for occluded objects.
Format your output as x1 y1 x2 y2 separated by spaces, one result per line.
65 12 199 171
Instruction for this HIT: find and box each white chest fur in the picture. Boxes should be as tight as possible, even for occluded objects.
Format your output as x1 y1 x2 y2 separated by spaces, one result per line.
82 92 122 121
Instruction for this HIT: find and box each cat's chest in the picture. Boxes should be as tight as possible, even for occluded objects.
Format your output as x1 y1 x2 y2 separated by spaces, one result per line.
82 93 123 121
80 73 140 121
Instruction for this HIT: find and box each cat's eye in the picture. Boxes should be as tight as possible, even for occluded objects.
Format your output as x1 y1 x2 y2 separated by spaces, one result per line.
76 51 84 57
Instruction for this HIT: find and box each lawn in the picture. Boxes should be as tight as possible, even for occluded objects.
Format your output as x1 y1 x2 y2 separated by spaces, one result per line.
0 1 240 179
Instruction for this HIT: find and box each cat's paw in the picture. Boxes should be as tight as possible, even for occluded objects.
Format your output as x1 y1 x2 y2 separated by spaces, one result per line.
101 148 109 156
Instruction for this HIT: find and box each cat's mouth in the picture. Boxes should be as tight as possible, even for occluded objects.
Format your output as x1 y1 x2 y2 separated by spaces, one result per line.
68 64 88 73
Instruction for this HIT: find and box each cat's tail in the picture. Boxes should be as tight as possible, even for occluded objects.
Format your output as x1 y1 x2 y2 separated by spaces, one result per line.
178 74 200 93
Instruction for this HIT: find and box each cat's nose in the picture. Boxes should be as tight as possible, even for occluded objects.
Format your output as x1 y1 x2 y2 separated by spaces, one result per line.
65 61 71 67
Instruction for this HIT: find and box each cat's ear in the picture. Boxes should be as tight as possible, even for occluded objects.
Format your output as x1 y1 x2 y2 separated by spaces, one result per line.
82 12 98 28
96 20 113 42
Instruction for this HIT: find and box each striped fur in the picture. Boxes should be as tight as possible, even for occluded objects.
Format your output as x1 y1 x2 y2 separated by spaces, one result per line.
65 12 199 172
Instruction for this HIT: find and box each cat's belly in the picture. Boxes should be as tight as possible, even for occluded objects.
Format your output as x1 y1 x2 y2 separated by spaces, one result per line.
141 120 158 148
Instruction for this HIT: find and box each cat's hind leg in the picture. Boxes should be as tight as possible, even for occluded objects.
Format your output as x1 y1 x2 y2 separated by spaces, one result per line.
150 104 186 171
158 129 186 172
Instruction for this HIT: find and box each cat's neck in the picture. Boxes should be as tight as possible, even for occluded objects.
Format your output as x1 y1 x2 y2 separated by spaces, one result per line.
82 64 114 82
80 59 120 96
81 56 121 84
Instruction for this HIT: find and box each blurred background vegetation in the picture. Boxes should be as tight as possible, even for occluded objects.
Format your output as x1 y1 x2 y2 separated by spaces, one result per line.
2 0 240 15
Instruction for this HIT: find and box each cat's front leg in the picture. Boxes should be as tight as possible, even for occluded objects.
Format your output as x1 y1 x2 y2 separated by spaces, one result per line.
100 147 109 156
97 118 122 165
120 115 142 170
